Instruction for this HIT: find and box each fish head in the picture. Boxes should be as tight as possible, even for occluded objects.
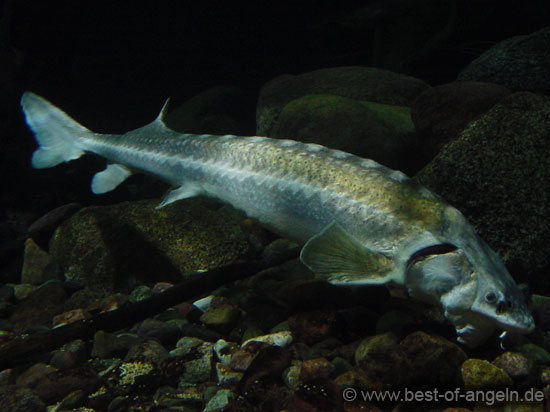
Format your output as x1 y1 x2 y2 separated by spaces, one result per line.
406 238 534 348
465 241 535 337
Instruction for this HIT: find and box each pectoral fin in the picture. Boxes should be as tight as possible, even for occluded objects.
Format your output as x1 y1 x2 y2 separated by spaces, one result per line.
300 222 394 285
156 182 202 208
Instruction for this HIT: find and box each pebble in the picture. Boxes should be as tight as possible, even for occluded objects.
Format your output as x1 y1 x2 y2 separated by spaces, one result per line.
16 363 57 388
213 339 237 367
518 343 550 365
288 310 337 345
171 336 204 357
128 285 154 303
299 357 335 382
180 354 214 384
492 351 534 381
461 358 513 390
241 330 293 348
153 385 203 408
125 339 169 365
199 303 241 335
203 388 234 412
283 362 302 387
52 308 92 328
193 295 214 312
10 283 38 301
50 339 87 370
135 318 182 344
215 363 243 386
91 330 139 359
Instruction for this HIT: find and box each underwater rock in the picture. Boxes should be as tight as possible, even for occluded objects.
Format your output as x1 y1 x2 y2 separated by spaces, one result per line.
355 332 411 387
171 336 205 357
288 379 343 412
517 344 550 366
33 365 99 404
215 363 243 386
399 331 466 388
124 339 169 365
257 66 428 136
460 358 513 390
416 92 550 292
299 357 335 382
540 367 550 385
0 385 46 412
288 310 339 345
491 351 534 382
9 282 67 332
50 339 87 370
229 341 282 374
203 388 234 412
282 362 301 388
27 203 82 251
135 318 183 345
213 339 237 367
11 283 37 301
153 385 203 409
16 362 57 388
241 330 293 348
21 238 52 285
457 27 550 94
411 81 510 159
52 308 92 328
178 341 215 384
48 197 250 294
199 300 241 335
270 94 420 174
128 285 154 303
0 284 14 318
55 389 87 411
165 85 254 136
102 359 160 396
91 330 139 359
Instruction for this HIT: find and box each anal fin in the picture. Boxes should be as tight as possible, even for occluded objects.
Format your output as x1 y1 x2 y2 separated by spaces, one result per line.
300 222 394 285
91 164 133 194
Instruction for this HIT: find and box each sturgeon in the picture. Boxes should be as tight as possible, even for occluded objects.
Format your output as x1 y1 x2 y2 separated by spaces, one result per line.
20 92 535 348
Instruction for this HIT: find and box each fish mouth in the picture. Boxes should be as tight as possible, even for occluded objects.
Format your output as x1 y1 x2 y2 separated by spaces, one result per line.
495 312 535 335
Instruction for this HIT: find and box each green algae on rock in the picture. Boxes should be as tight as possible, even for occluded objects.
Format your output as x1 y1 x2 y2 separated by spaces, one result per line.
271 94 419 174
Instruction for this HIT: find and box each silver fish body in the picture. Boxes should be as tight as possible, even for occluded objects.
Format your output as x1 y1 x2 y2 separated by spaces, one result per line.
21 92 535 347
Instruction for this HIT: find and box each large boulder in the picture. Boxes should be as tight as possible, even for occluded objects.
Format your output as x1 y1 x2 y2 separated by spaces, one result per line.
411 81 510 159
270 94 420 174
49 198 251 294
257 66 429 136
415 92 550 292
457 27 550 95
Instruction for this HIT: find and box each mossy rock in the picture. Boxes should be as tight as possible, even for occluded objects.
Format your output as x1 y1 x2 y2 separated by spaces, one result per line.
271 94 420 174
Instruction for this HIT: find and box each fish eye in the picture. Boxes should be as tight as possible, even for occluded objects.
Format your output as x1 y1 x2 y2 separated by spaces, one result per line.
485 291 498 304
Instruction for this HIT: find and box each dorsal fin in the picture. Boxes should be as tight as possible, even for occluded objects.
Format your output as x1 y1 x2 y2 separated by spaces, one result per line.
125 98 174 137
156 97 171 123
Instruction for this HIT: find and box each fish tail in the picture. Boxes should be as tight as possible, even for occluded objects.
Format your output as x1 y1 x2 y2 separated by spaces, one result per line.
21 92 90 168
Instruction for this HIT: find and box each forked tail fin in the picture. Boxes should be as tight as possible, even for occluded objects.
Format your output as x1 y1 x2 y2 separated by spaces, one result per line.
21 92 92 168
